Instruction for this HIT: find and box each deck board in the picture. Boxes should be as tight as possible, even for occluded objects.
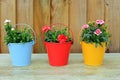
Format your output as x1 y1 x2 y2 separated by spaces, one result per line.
0 53 120 80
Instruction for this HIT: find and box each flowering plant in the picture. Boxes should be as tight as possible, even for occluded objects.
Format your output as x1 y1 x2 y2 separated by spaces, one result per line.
42 25 73 43
80 20 111 47
4 20 33 44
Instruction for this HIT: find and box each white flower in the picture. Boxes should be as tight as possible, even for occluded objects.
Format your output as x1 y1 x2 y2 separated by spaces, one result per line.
11 28 15 31
4 19 11 23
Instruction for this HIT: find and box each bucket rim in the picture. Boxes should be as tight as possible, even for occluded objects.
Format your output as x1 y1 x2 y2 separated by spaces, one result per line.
44 41 73 45
8 40 35 45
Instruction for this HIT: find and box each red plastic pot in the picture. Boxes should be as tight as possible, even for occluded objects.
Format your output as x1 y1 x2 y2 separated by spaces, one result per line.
44 41 72 66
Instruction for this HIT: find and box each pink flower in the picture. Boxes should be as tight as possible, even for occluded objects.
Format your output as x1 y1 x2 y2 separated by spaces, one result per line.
82 24 89 29
58 34 68 43
94 29 102 36
42 26 51 32
96 20 104 25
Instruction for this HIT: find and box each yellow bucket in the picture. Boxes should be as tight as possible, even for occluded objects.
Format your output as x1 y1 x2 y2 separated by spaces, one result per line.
81 41 106 66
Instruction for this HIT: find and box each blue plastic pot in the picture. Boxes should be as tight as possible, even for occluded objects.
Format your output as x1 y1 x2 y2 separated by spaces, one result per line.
8 41 34 66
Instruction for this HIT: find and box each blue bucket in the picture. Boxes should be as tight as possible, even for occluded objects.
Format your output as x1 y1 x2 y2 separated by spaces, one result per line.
8 40 34 66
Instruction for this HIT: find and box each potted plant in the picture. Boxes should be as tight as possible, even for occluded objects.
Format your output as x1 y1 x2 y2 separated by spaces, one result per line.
4 19 36 66
42 23 73 66
80 20 111 66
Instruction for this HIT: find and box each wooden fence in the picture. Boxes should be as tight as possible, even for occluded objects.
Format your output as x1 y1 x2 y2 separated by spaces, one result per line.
0 0 120 53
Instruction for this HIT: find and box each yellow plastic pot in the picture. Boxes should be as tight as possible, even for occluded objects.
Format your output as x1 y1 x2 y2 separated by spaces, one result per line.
81 41 106 66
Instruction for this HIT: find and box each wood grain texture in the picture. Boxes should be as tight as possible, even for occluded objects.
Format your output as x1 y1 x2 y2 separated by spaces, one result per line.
16 0 34 52
105 0 120 52
70 0 87 52
87 0 104 21
50 0 68 24
0 54 120 79
0 0 16 53
0 0 120 53
0 0 1 52
34 0 50 53
16 0 33 25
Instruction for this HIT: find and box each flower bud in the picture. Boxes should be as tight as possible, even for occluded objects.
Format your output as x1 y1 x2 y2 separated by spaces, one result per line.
11 28 15 31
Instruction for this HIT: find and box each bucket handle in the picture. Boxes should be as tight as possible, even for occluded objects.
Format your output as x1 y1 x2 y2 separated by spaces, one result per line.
13 23 36 44
79 29 83 44
50 23 74 44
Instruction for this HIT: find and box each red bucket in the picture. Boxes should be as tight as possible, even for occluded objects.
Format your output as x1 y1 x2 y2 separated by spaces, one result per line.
44 41 72 66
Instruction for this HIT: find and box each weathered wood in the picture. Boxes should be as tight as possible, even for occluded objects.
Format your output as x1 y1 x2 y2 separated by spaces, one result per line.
0 0 120 53
105 0 120 52
16 0 33 26
34 0 50 53
0 0 1 53
0 0 16 53
51 0 68 24
0 54 120 79
70 0 87 52
87 0 104 21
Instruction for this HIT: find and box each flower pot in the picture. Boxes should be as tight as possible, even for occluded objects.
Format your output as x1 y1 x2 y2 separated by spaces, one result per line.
81 41 106 66
44 41 72 66
8 41 34 66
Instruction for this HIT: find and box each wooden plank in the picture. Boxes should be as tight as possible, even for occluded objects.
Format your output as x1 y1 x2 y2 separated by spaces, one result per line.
0 53 120 79
70 0 87 52
34 0 50 53
16 0 34 52
105 0 120 52
16 0 33 26
0 0 120 53
87 0 104 21
0 0 16 53
51 0 68 24
0 0 1 53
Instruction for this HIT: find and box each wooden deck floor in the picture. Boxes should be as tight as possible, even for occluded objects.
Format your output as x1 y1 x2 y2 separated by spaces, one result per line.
0 53 120 80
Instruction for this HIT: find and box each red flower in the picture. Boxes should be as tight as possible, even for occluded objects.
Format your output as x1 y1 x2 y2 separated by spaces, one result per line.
42 26 51 32
58 34 68 43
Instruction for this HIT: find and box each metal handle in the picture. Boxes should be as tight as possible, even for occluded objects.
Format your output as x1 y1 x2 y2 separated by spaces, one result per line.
50 23 74 43
13 23 36 44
